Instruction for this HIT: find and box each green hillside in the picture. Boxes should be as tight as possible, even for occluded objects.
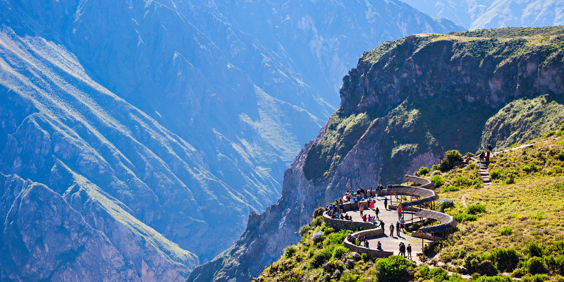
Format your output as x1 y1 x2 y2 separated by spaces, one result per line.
256 126 564 281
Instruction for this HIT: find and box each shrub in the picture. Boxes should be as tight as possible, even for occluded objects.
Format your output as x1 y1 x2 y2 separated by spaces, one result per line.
521 274 550 282
527 257 549 275
526 242 545 258
332 246 349 260
557 151 564 161
430 175 445 187
427 267 448 281
313 216 323 227
308 252 328 268
464 253 485 272
510 143 520 149
490 248 519 272
466 152 474 157
498 226 513 236
490 169 507 180
544 255 564 274
453 213 478 222
324 230 349 246
432 164 441 171
454 176 472 187
284 246 297 258
502 176 515 185
438 198 455 212
441 150 463 171
467 204 486 214
299 224 311 238
522 164 537 173
440 186 460 193
477 260 499 276
417 166 430 176
361 253 368 262
375 255 413 282
340 272 358 282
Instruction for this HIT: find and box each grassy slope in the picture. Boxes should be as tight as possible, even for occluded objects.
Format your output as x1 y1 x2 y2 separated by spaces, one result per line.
423 130 564 281
257 129 564 282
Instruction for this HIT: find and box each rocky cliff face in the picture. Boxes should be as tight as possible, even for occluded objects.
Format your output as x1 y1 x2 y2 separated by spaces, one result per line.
188 26 564 281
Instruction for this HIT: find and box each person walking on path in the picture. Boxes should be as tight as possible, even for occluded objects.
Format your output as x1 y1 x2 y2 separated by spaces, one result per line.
375 207 380 219
399 242 406 257
380 220 385 230
389 223 395 237
397 207 403 220
384 197 388 210
407 244 412 259
396 221 400 236
488 144 493 152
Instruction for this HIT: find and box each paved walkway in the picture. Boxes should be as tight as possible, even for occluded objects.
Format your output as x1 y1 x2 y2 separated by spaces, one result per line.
343 195 432 260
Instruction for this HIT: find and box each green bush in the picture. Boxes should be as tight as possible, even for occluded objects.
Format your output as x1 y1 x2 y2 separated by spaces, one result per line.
313 216 323 227
510 143 520 149
432 164 441 171
557 151 564 161
308 252 328 269
526 242 545 258
477 260 499 276
440 150 463 171
502 176 515 185
361 253 368 262
332 246 349 260
430 175 445 187
284 246 297 259
324 230 349 246
299 224 311 238
490 169 507 180
438 198 455 212
454 176 472 187
521 274 550 282
417 166 430 176
498 226 513 236
464 253 485 272
467 204 486 214
490 248 519 272
527 257 549 275
544 255 564 274
340 272 358 282
440 186 460 193
453 213 478 222
375 255 413 282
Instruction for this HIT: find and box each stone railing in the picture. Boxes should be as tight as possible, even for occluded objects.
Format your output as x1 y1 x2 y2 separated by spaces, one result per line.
322 212 379 230
403 175 435 189
344 228 393 259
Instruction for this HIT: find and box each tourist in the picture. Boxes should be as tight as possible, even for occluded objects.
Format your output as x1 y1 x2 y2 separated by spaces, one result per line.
364 239 369 248
480 151 485 162
407 244 412 259
378 184 384 195
362 214 367 222
377 241 383 251
384 197 388 209
339 199 344 212
369 187 373 197
399 242 406 257
397 207 403 220
389 223 394 237
359 205 364 216
375 207 380 219
488 144 493 152
396 221 400 236
380 220 385 230
400 217 405 231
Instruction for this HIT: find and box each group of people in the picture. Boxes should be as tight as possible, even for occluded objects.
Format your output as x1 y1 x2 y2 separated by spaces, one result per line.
347 232 369 248
389 218 406 237
480 144 494 163
398 242 412 259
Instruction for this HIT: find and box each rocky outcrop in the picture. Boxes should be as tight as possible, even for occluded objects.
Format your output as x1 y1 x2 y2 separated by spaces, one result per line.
188 26 564 281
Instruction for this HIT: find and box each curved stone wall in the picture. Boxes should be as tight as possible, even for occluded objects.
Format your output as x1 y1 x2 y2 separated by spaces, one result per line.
344 229 393 259
322 213 379 230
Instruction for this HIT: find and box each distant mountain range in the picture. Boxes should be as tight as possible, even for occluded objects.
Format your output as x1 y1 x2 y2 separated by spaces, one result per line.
400 0 564 30
0 0 463 280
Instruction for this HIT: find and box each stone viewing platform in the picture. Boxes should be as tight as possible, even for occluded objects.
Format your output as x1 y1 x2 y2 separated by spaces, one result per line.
322 175 457 260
